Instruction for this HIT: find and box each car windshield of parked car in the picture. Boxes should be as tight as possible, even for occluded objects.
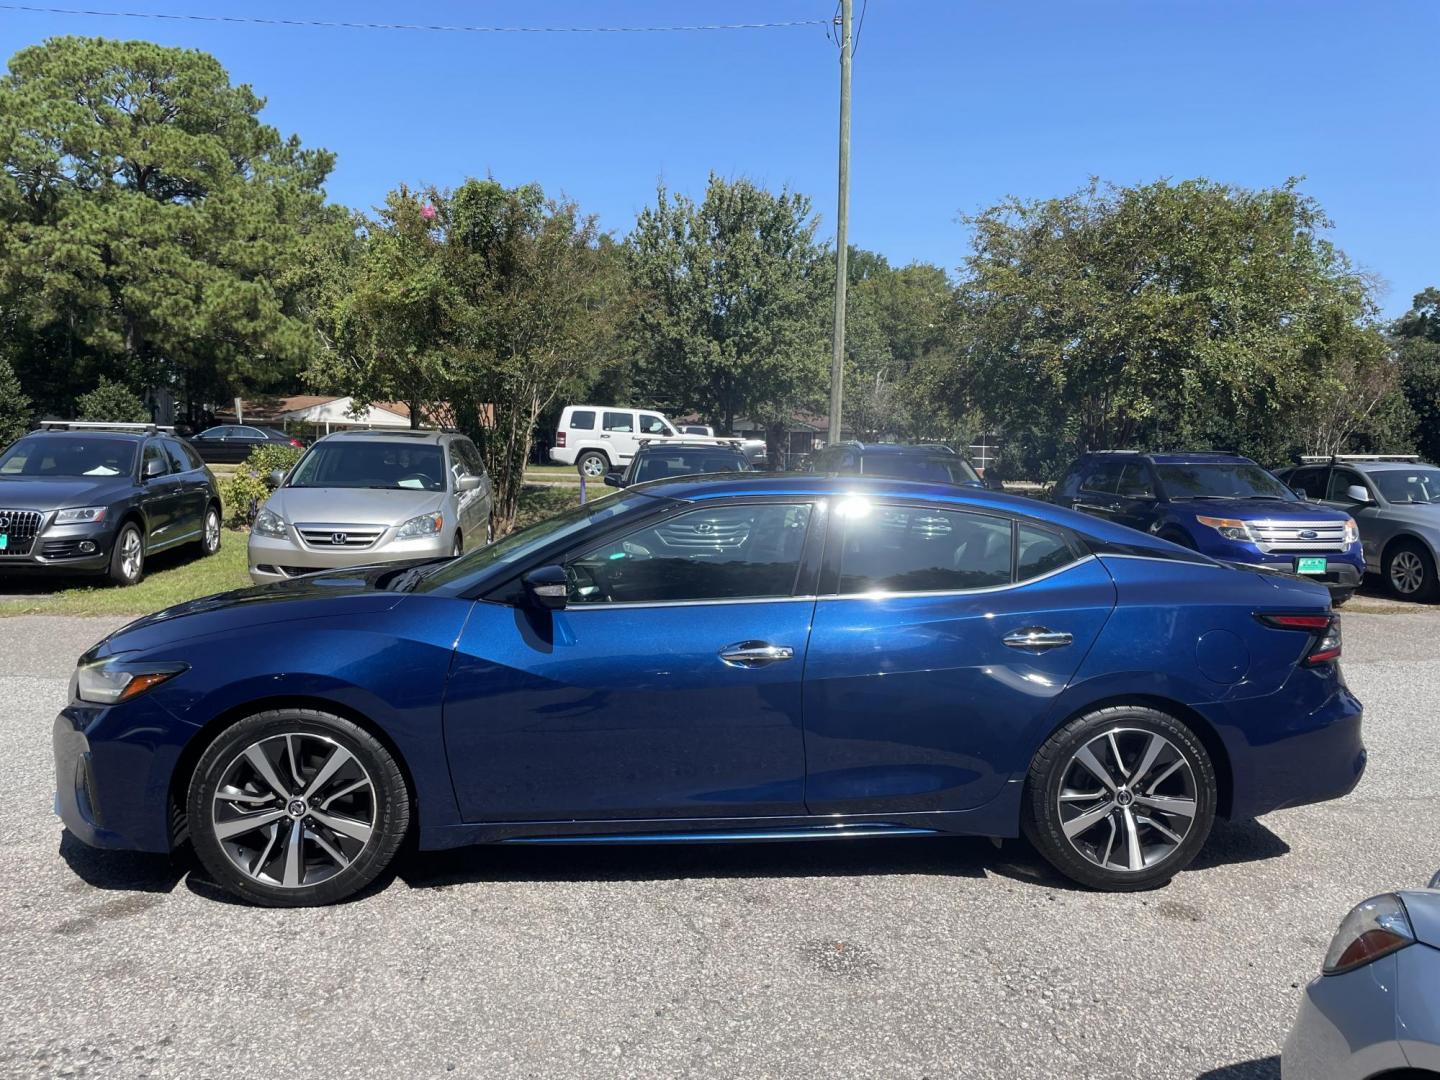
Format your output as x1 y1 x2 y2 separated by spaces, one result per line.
286 442 446 491
1371 467 1440 504
0 436 136 478
633 450 746 483
413 489 657 592
1155 463 1295 501
859 454 981 486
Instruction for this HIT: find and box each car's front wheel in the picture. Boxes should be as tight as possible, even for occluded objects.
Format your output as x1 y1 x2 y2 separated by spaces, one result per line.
187 709 410 907
1022 705 1216 891
107 521 144 586
199 505 222 557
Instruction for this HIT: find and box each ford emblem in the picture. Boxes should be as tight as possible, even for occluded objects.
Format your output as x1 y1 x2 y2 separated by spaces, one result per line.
1299 529 1318 539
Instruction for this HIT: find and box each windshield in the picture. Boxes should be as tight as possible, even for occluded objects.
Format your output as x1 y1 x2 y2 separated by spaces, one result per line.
859 454 981 486
288 441 446 491
633 450 747 483
0 436 136 478
1372 467 1440 505
1155 462 1295 501
415 490 656 592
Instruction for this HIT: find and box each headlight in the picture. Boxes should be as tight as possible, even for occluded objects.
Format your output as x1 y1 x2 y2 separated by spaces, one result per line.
1322 893 1415 975
53 507 107 525
1196 516 1257 543
396 512 443 539
72 657 187 705
253 507 288 539
1343 518 1359 546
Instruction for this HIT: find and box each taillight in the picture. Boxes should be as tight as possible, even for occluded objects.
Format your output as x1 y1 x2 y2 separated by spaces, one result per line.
556 431 566 448
1258 613 1342 665
289 438 303 447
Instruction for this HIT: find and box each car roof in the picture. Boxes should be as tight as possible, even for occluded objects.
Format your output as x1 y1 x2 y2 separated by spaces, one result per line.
20 428 149 441
320 429 450 445
635 440 745 452
1344 460 1434 472
826 442 956 456
1086 451 1254 465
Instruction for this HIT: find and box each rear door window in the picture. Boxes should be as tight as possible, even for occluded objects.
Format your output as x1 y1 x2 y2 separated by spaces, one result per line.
602 411 634 433
1080 459 1123 495
839 506 1013 594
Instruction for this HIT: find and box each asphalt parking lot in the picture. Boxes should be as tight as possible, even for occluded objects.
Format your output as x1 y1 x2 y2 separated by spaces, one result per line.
1 610 1436 1080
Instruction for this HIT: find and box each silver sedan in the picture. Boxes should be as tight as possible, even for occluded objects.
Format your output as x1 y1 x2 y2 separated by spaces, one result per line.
1282 873 1440 1079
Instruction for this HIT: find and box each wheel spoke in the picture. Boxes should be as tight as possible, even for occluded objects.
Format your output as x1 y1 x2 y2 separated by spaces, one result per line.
1128 734 1165 790
319 777 370 811
1134 793 1196 819
308 827 352 871
1062 798 1116 839
1143 758 1183 794
1073 746 1118 792
1107 731 1129 779
214 807 287 840
310 808 372 844
1058 790 1106 803
1120 806 1144 870
303 744 354 801
250 822 281 876
214 786 274 806
285 734 306 790
1138 814 1183 844
281 818 305 887
1099 815 1117 868
243 745 293 800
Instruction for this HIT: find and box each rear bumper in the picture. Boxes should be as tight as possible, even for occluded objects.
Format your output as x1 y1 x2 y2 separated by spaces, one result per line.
1222 680 1365 820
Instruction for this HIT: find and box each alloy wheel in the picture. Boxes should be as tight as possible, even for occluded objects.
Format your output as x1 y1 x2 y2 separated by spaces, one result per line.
120 529 143 581
1391 550 1425 594
1055 727 1198 873
210 733 376 889
204 510 221 553
580 454 606 478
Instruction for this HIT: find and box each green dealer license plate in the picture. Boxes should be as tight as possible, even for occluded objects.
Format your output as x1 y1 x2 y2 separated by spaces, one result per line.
1295 556 1328 575
0 534 8 551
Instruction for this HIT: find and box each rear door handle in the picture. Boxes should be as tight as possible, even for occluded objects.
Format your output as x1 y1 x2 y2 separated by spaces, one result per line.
719 641 795 667
1002 627 1074 651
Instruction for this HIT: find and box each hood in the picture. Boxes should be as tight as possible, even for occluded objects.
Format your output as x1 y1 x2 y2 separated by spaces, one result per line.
93 565 412 658
1169 497 1350 522
0 474 133 509
265 485 446 526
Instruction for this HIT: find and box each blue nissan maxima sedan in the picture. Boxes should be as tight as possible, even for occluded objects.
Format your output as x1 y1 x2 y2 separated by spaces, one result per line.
54 475 1365 907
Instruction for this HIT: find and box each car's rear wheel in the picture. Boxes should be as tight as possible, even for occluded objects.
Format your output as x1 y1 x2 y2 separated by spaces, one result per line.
200 505 222 557
1384 540 1438 602
186 709 410 907
576 450 608 479
1022 705 1216 891
107 522 144 586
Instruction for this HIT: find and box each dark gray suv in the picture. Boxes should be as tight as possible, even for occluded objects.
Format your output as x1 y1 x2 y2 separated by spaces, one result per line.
0 422 223 585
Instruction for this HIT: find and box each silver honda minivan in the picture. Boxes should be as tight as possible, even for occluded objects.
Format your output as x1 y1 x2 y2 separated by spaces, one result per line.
247 429 493 584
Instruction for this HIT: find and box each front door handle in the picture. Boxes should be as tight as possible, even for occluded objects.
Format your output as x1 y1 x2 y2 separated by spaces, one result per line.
1002 627 1074 651
719 641 795 667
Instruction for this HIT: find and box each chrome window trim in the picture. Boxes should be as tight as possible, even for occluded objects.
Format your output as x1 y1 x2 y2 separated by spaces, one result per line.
565 595 820 611
1097 552 1222 569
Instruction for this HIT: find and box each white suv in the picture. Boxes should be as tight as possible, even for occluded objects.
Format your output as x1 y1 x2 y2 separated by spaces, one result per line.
550 405 687 478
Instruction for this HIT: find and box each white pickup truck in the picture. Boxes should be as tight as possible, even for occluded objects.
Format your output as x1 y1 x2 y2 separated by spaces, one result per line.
550 405 765 477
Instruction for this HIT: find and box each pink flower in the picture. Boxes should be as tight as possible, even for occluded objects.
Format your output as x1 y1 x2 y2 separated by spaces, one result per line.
420 204 436 221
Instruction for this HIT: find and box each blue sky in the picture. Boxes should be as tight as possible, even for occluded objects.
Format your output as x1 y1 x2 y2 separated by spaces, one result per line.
1 1 1435 316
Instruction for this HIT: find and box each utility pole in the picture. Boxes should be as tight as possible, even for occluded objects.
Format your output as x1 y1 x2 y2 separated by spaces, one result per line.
827 0 852 447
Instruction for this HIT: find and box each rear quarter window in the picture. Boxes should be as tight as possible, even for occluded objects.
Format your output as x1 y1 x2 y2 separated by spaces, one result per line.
568 411 596 431
1017 523 1077 581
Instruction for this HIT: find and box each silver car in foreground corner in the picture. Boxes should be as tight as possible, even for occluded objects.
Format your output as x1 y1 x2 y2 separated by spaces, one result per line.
247 429 493 584
1282 871 1440 1080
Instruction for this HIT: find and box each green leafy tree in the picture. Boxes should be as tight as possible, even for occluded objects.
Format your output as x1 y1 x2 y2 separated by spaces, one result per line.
75 376 148 423
0 355 31 447
1395 288 1440 461
628 175 830 449
0 36 336 417
946 178 1395 476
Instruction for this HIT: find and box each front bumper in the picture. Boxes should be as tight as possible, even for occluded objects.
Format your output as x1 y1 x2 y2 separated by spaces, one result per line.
0 521 117 573
248 529 452 584
53 703 179 853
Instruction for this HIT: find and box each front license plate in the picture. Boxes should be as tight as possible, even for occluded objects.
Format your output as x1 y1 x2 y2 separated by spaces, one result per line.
1295 556 1328 575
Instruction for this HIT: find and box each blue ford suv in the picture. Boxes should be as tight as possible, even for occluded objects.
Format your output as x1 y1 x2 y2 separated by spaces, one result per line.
1052 451 1363 604
56 474 1363 906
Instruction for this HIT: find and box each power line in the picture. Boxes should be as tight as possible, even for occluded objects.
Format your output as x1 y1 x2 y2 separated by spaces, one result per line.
0 4 830 34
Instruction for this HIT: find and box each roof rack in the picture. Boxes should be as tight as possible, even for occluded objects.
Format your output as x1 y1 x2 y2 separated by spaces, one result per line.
37 420 172 434
637 436 744 449
1297 454 1422 464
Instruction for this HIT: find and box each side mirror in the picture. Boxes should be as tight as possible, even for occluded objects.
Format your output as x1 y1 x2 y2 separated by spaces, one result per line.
522 564 568 610
603 471 624 488
143 457 166 479
1291 487 1309 501
1346 484 1372 504
266 469 286 489
457 473 481 492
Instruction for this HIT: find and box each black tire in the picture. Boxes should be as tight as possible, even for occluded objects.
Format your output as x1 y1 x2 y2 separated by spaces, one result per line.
1383 539 1439 603
1158 528 1196 550
186 708 410 907
1022 705 1217 891
451 532 463 558
575 450 609 479
199 504 222 557
107 521 145 586
1329 589 1354 608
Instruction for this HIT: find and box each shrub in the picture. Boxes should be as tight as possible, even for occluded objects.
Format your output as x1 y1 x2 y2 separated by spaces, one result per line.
218 443 304 527
76 377 148 423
